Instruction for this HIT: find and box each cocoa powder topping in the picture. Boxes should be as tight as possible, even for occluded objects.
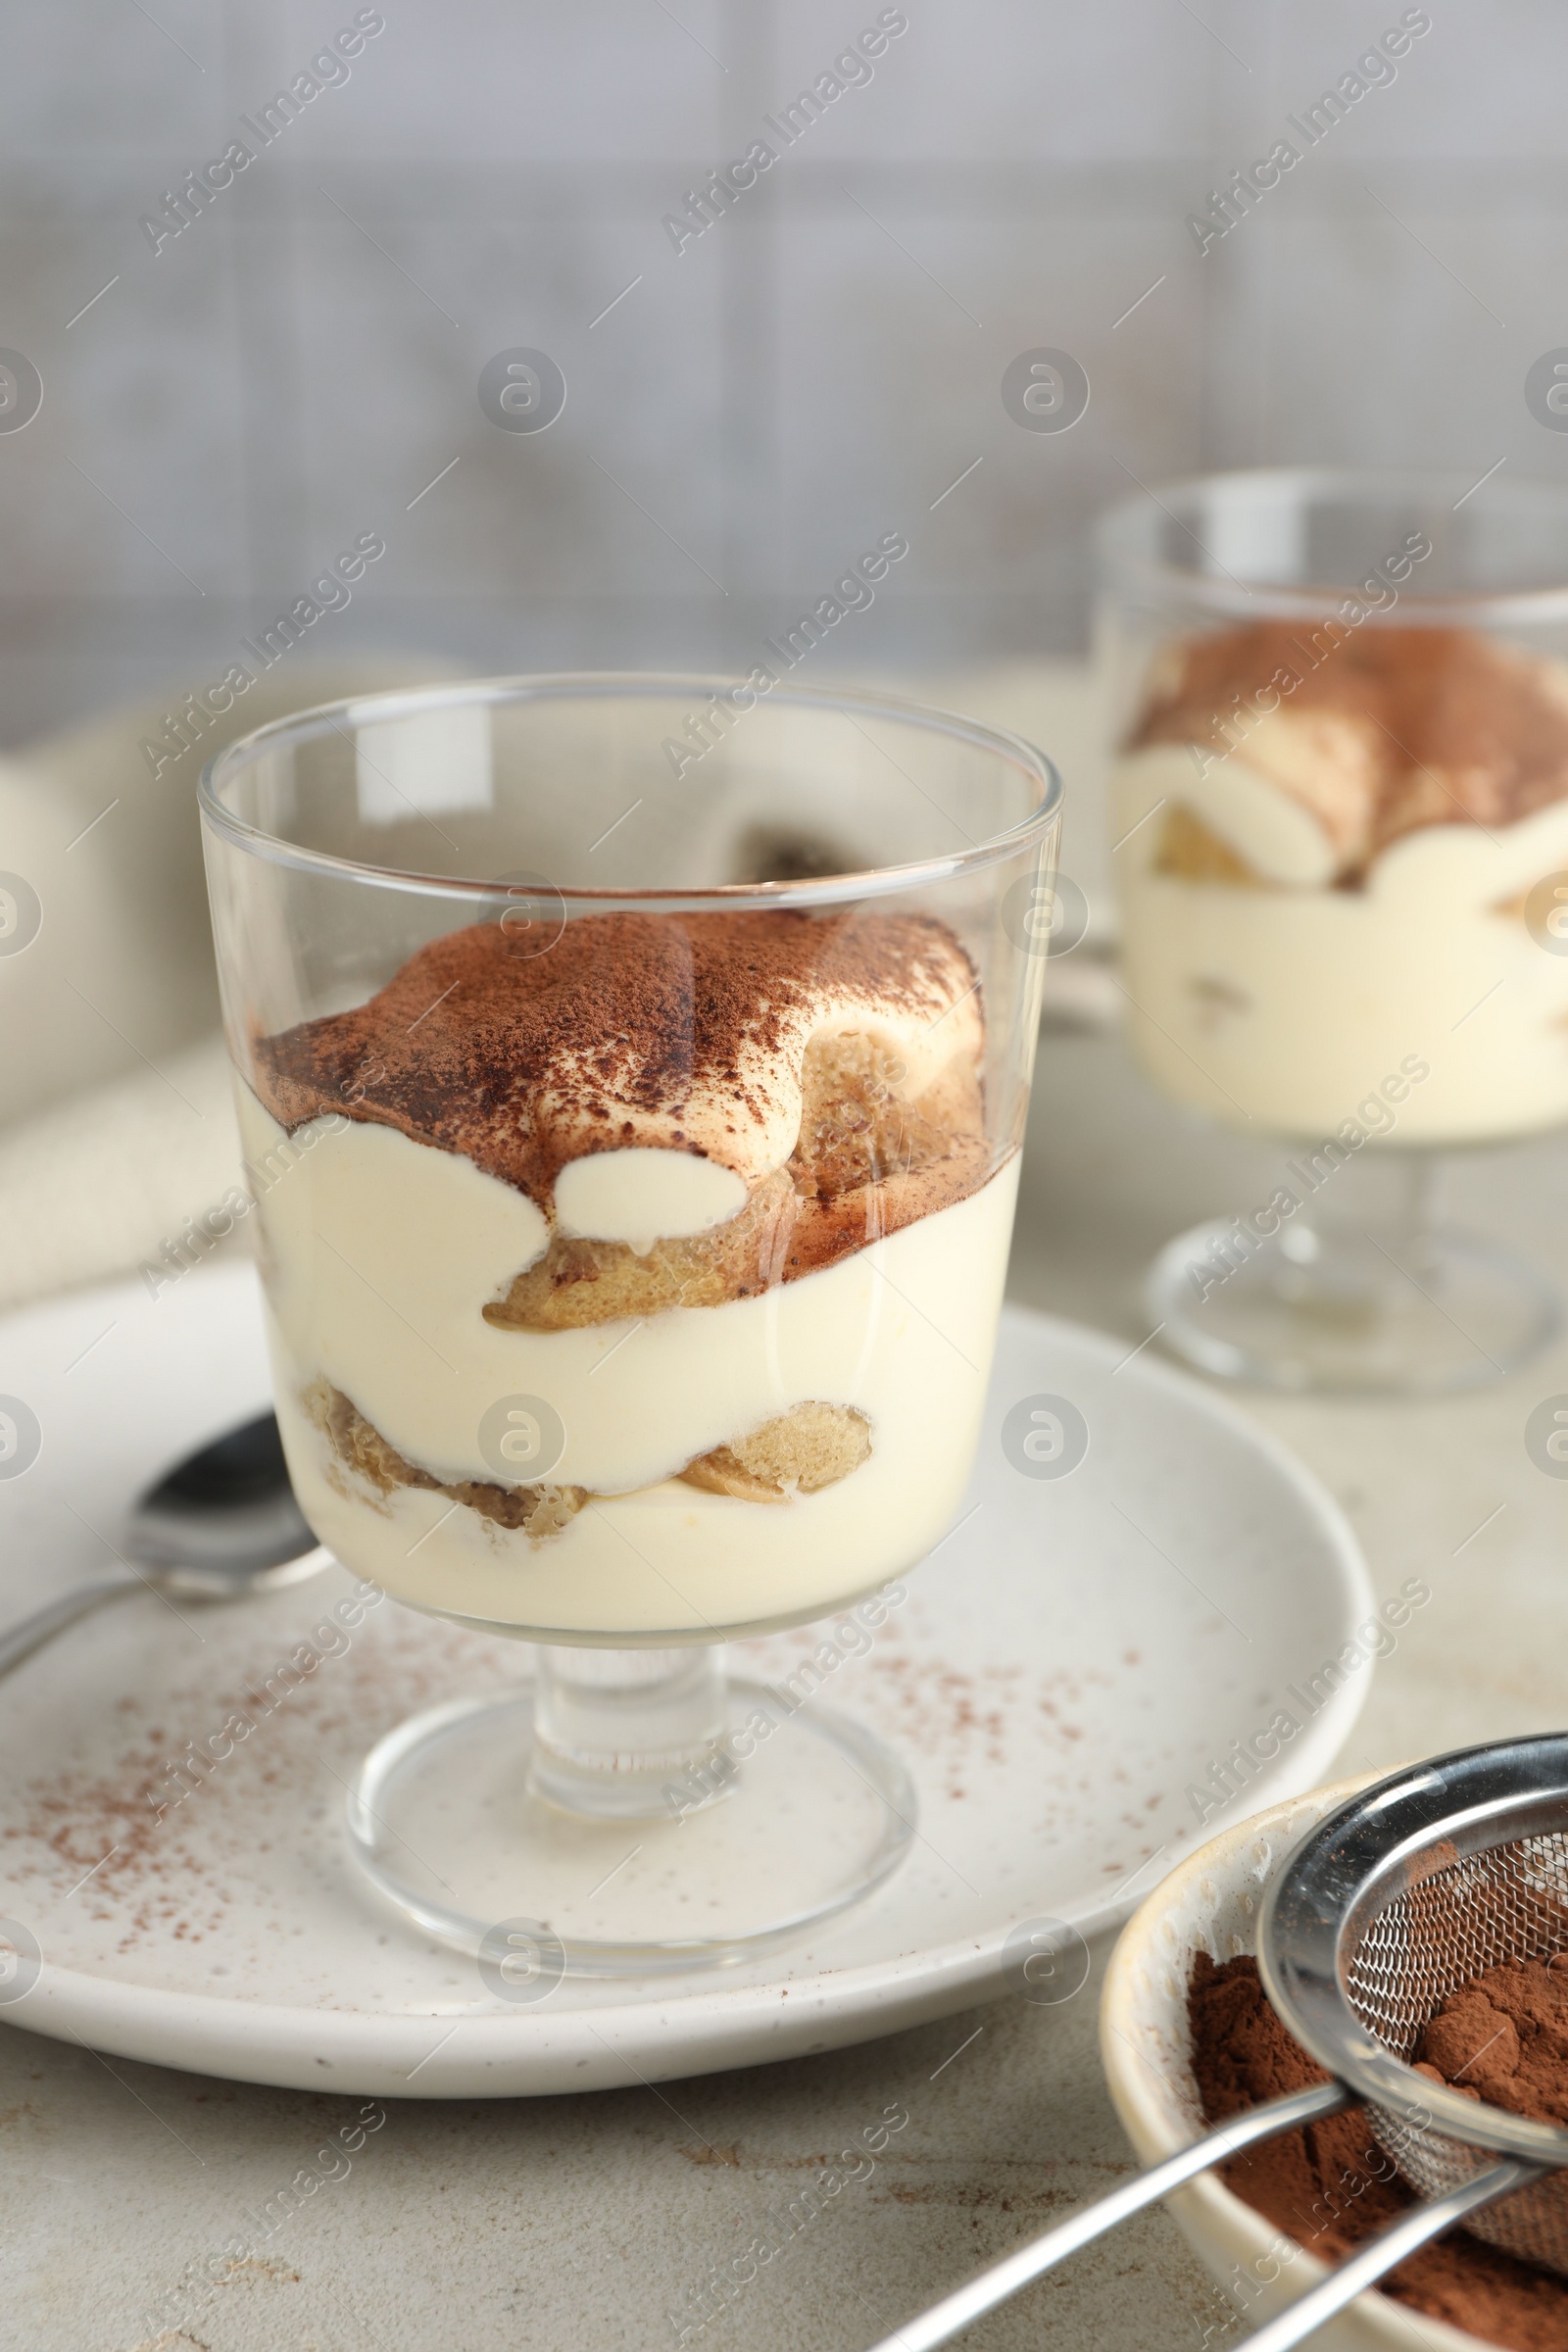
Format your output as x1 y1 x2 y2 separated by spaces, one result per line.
1134 622 1568 870
250 906 980 1205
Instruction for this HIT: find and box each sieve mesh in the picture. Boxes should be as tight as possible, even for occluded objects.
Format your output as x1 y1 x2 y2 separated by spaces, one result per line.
1344 1830 1568 2271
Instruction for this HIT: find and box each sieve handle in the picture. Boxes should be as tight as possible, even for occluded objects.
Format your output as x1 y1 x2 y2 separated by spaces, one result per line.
858 2079 1351 2352
1234 2156 1546 2351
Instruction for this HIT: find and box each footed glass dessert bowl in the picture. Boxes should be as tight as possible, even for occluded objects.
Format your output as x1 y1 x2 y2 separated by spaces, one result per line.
1100 469 1568 1394
201 674 1059 1973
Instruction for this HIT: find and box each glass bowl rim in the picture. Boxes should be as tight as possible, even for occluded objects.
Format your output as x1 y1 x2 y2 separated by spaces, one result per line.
1096 464 1568 626
199 669 1062 909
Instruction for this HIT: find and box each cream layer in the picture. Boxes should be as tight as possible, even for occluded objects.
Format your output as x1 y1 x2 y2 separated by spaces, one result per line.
237 1086 1017 1633
1113 753 1568 1141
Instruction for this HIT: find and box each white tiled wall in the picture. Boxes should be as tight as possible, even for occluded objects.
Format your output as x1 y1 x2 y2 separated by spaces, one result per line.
2 0 1566 741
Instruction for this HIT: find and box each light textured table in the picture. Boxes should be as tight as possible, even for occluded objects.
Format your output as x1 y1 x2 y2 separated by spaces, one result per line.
9 1023 1568 2352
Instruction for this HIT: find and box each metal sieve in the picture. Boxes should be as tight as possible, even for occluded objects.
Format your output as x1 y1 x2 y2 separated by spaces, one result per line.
863 1733 1568 2352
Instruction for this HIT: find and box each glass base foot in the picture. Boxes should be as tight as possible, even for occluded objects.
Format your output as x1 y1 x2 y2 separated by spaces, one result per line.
346 1680 916 1977
1149 1216 1559 1394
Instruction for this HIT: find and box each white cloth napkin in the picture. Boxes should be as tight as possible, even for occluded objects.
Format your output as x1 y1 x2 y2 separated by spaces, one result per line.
0 659 471 1313
0 1035 239 1311
0 660 1109 1317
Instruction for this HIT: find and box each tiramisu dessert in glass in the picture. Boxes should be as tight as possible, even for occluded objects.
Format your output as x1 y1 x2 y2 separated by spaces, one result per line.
201 675 1059 1969
1099 469 1568 1392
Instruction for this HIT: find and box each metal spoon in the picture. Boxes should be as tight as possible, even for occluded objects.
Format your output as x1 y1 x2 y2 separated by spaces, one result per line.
0 1412 330 1680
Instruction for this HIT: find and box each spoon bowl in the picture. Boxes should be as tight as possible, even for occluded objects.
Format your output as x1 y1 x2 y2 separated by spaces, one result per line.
127 1412 331 1592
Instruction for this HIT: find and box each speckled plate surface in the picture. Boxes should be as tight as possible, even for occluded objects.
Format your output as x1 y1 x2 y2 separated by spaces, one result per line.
0 1263 1372 2096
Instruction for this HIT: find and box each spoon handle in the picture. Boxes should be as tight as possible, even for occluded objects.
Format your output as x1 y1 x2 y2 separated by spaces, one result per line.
0 1577 139 1681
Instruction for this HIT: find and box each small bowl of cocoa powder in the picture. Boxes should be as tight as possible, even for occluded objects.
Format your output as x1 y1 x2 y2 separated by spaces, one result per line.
1102 1777 1568 2352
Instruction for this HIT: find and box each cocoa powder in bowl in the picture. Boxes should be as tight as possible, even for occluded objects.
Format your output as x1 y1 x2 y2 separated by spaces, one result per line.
1413 1960 1568 2126
1188 1953 1568 2350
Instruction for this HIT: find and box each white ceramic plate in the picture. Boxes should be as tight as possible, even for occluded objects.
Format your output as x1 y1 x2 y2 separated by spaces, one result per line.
0 1263 1372 2096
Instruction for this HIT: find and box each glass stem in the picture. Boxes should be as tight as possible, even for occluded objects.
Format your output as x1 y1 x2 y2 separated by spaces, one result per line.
1275 1144 1438 1306
528 1644 733 1822
1384 1149 1437 1271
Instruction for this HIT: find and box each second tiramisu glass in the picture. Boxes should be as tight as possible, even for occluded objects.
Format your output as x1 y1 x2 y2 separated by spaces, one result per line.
201 675 1059 1971
1100 469 1568 1393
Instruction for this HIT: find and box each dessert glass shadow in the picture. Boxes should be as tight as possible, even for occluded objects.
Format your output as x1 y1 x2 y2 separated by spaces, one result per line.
1099 468 1568 1394
200 675 1060 1972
